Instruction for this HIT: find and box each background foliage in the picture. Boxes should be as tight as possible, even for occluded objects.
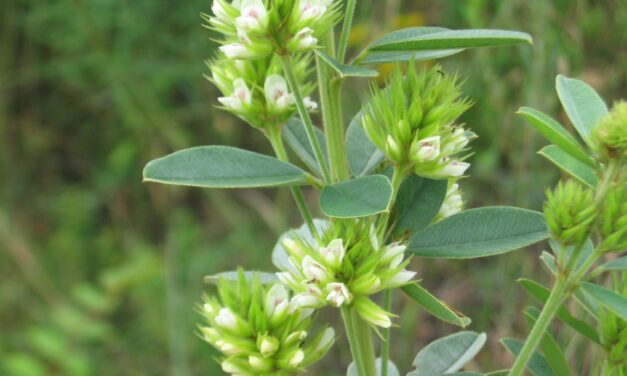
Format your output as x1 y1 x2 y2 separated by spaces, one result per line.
1 0 625 375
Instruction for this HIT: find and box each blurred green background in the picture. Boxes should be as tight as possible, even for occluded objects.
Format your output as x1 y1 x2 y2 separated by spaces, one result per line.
1 0 625 375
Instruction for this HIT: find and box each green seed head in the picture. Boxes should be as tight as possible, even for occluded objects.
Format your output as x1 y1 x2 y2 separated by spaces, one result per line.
592 101 627 160
598 184 627 252
544 180 597 246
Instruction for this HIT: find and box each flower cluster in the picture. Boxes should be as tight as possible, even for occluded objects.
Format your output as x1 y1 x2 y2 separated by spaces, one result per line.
208 55 316 128
592 101 627 160
362 63 475 179
544 180 597 247
206 0 340 59
277 220 416 328
200 272 334 375
598 184 627 252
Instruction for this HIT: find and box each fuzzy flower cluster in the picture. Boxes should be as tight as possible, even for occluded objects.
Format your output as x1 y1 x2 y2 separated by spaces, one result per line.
276 220 416 328
200 273 334 375
208 55 316 128
362 64 475 179
207 0 339 59
592 101 627 160
544 180 597 247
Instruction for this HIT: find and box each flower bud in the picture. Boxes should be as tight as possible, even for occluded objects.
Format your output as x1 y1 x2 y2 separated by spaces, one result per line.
302 256 331 282
222 358 251 375
284 330 308 347
288 292 324 313
278 349 305 369
319 239 345 269
592 101 627 160
380 243 407 265
349 274 381 295
382 270 417 288
412 136 441 162
386 135 403 161
287 27 318 52
354 297 392 328
248 354 273 372
544 180 597 246
304 96 318 111
264 284 289 319
264 74 294 111
217 78 252 111
236 0 267 33
257 335 280 357
436 160 470 178
438 183 463 219
219 43 256 59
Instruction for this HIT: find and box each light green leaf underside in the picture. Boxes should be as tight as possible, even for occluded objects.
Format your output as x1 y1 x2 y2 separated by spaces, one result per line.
315 50 379 78
346 111 385 177
320 175 393 218
407 331 486 376
556 75 608 145
282 118 328 176
580 282 627 320
517 106 593 166
408 207 548 259
402 283 471 327
346 358 399 376
538 145 598 188
369 27 532 52
599 256 627 272
143 146 308 188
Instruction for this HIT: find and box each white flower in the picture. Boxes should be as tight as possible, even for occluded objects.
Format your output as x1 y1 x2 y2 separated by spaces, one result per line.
217 78 251 111
282 238 305 258
381 243 407 265
236 0 267 32
289 27 318 50
264 74 294 110
384 270 416 287
414 136 441 162
299 0 328 22
264 284 289 319
439 183 463 218
216 339 242 356
439 160 470 177
259 336 279 356
319 239 344 268
211 1 228 20
215 308 238 330
248 355 271 372
386 135 402 159
203 303 216 316
325 282 351 307
304 96 318 111
315 327 335 352
302 256 330 282
289 292 324 312
219 43 256 59
222 359 248 374
288 350 305 367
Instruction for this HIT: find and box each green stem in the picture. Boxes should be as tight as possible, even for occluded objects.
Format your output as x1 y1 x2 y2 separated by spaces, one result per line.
317 33 350 182
341 306 377 376
280 54 332 184
381 289 392 376
508 276 570 376
267 128 319 240
337 0 357 63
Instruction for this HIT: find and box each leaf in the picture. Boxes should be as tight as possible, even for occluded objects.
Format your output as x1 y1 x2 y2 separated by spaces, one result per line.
408 207 548 259
407 331 486 376
346 112 385 176
599 256 627 272
556 75 609 145
540 251 557 275
368 27 532 52
359 49 464 65
517 279 601 344
524 307 572 376
517 107 594 166
347 358 399 376
394 175 448 236
143 146 308 188
402 283 471 327
272 219 329 271
580 282 627 320
320 175 393 218
501 338 555 376
282 118 328 177
315 50 379 78
204 271 277 285
538 145 598 188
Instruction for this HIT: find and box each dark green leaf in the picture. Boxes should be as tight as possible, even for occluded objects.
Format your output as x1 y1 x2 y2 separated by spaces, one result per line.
369 28 532 52
320 175 393 218
402 284 471 327
501 338 555 376
517 107 593 166
599 256 627 272
538 145 598 188
282 118 328 176
408 207 547 259
580 282 627 320
394 175 448 236
556 75 609 145
346 112 385 177
143 146 308 188
315 50 378 78
524 307 572 376
408 331 486 376
517 279 600 344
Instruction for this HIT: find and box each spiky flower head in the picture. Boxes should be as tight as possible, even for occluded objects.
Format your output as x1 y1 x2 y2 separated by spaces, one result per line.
592 101 627 160
362 63 474 179
598 184 627 252
208 54 316 129
544 180 597 246
599 272 627 368
277 219 416 328
200 271 334 375
205 0 340 59
437 181 464 220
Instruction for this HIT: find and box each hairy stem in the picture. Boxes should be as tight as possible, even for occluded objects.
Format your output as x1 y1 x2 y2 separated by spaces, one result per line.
267 127 318 239
509 276 570 376
280 54 332 184
342 306 377 376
